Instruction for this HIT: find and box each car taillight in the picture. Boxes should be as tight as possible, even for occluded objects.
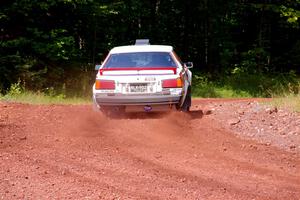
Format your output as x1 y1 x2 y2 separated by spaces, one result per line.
162 78 183 88
95 80 115 90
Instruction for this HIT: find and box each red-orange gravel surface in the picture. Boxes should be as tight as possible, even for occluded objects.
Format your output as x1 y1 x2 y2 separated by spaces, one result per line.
0 99 299 200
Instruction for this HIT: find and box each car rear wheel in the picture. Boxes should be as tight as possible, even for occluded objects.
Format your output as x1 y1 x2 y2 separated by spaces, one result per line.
179 86 191 112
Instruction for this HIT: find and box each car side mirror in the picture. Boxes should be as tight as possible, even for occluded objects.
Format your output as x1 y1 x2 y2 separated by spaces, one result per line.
184 62 193 69
95 64 101 70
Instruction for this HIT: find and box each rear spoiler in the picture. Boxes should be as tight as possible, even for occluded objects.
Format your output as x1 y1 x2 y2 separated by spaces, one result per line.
99 67 177 75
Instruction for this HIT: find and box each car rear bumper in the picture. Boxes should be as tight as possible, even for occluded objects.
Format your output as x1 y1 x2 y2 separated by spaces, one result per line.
94 94 181 106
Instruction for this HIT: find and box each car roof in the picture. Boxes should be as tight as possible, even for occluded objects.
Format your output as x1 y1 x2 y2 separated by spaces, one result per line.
110 45 173 54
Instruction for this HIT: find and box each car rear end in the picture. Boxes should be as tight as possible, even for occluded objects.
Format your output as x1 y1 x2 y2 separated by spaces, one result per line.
92 45 186 113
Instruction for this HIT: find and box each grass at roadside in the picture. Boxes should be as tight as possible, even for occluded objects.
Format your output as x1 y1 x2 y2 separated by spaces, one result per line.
192 83 252 98
0 82 90 105
0 91 90 105
191 72 300 112
2 91 299 113
269 95 300 112
192 71 300 98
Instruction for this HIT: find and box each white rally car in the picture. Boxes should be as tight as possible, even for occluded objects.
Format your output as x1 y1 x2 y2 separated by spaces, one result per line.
92 40 193 114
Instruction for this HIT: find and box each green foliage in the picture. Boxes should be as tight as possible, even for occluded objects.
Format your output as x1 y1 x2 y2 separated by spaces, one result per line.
1 80 89 105
192 74 221 98
239 48 269 72
192 71 300 98
1 90 90 105
1 0 300 96
192 73 252 98
279 5 300 27
250 2 300 27
29 28 77 61
6 80 23 97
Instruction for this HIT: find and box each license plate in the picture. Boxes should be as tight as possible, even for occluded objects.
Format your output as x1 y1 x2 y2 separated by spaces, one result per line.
130 83 147 93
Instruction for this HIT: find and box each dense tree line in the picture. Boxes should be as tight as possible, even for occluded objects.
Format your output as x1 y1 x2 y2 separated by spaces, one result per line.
1 0 300 93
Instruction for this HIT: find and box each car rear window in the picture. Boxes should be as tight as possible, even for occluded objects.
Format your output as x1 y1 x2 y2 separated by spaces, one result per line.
103 52 177 68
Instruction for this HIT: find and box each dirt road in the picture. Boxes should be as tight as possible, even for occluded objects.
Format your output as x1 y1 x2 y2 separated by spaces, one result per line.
0 99 299 199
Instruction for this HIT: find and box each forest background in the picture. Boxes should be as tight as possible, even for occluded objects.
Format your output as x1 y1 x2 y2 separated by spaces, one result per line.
1 0 300 99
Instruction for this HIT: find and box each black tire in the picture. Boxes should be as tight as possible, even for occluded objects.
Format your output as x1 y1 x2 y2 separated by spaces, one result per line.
180 86 191 112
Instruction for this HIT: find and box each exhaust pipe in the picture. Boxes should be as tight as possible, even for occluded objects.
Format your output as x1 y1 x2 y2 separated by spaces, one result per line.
144 105 152 112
